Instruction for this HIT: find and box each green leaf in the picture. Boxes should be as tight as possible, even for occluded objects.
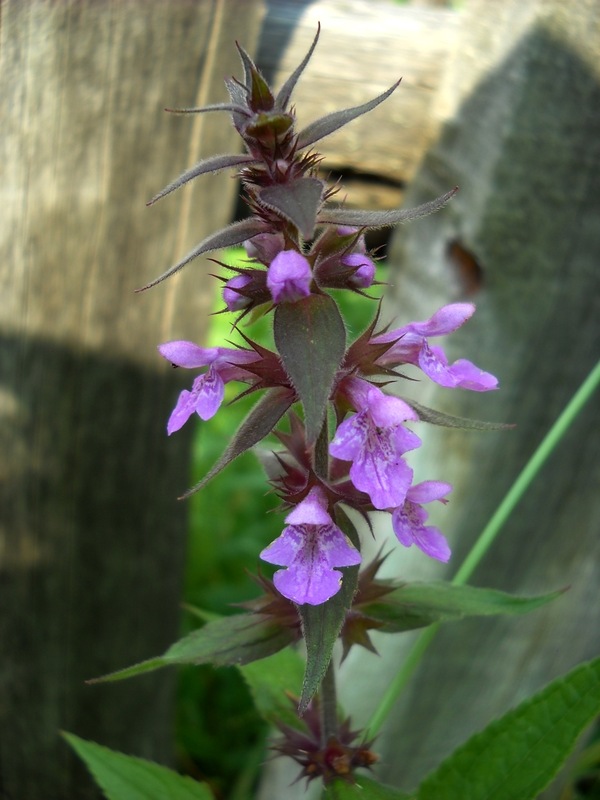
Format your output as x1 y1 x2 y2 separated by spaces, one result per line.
401 398 514 431
323 775 413 799
147 153 257 206
259 177 324 240
240 646 305 728
275 24 321 111
298 508 360 713
274 294 346 444
180 386 294 498
137 217 265 291
297 81 400 150
63 732 214 800
417 656 600 800
88 614 295 683
317 188 457 230
365 582 563 634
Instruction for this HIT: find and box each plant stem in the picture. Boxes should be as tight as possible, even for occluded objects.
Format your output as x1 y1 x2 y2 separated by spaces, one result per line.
364 358 600 739
314 416 329 479
320 659 338 744
314 416 338 743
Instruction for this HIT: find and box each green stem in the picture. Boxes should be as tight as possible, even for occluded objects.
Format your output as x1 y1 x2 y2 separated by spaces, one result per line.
365 359 600 739
320 660 338 744
314 415 329 480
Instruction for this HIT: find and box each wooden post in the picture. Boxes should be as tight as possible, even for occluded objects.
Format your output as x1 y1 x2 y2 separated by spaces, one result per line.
338 0 600 796
0 2 263 797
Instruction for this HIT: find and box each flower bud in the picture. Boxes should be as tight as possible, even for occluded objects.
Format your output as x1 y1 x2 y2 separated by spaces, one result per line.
267 250 312 304
342 253 376 288
223 274 253 311
244 232 286 265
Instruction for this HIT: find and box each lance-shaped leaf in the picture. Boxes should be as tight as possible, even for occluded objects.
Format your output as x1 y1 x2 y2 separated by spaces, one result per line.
87 613 295 684
325 775 413 800
180 386 295 498
298 508 360 714
259 177 324 240
274 294 345 444
63 733 214 800
147 153 257 206
275 23 321 111
272 299 341 441
318 188 458 229
240 647 305 729
363 582 564 634
297 80 401 151
164 102 250 116
417 655 600 800
402 398 515 431
136 217 265 292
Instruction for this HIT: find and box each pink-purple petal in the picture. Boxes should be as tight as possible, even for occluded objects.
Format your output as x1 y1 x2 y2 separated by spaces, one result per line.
166 389 196 435
267 250 312 303
158 341 218 369
260 518 360 606
351 448 413 510
285 486 331 526
407 303 475 337
446 358 498 391
192 368 225 420
406 481 452 505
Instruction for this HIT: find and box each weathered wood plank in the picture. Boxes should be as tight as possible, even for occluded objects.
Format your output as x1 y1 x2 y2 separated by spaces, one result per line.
342 0 600 796
257 0 459 208
0 2 264 797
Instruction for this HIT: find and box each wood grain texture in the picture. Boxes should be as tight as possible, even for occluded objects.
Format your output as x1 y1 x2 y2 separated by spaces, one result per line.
257 0 458 208
257 1 599 797
0 1 263 797
338 0 600 796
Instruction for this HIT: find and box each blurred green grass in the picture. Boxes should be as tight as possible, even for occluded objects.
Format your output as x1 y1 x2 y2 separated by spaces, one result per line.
175 248 386 797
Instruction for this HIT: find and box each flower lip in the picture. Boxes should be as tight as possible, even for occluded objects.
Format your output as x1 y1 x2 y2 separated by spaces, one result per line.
260 486 361 606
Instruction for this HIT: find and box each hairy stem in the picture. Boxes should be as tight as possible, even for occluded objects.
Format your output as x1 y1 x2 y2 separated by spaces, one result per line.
320 659 338 744
314 415 329 479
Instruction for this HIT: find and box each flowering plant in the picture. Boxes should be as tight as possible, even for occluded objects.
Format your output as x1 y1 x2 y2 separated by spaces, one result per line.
66 28 600 800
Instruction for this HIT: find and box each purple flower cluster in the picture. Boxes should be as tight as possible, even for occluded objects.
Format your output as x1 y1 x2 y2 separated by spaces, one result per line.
150 31 498 608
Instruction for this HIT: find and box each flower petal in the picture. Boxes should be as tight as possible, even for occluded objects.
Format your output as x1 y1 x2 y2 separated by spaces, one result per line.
267 250 312 303
192 368 225 420
166 389 196 435
158 341 218 368
406 481 452 505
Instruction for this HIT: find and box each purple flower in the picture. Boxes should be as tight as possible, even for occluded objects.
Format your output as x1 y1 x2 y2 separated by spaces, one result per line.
372 303 498 391
223 274 253 311
158 341 258 434
260 487 361 605
267 250 312 304
337 226 367 254
392 481 452 562
342 253 376 288
329 379 421 510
